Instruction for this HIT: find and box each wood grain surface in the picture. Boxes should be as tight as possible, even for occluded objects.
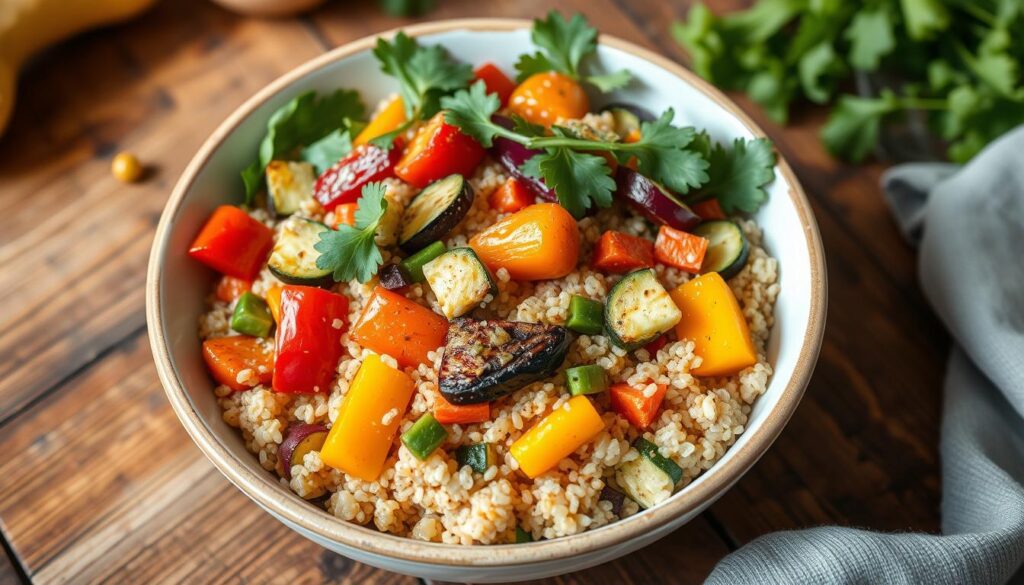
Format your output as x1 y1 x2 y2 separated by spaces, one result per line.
0 0 949 582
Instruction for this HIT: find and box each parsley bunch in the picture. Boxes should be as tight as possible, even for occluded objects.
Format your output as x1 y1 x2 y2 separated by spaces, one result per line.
370 32 474 147
443 81 776 217
516 11 631 92
314 183 389 283
673 0 1024 163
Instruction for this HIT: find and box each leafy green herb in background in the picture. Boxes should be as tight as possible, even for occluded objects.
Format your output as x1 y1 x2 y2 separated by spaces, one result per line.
314 182 389 283
515 11 632 92
673 0 1024 163
379 0 434 18
241 90 365 203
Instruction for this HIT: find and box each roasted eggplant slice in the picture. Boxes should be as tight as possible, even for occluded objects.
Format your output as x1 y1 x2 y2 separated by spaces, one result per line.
439 318 570 405
615 167 701 231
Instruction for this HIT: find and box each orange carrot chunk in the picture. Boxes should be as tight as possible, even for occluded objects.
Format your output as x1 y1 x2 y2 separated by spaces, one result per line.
592 230 655 273
691 198 726 220
201 336 273 391
334 203 358 228
609 382 667 430
654 226 708 274
434 394 491 425
488 177 534 214
350 286 449 369
215 276 252 303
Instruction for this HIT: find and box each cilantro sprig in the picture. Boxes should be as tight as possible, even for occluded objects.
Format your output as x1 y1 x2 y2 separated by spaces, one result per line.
314 183 389 283
515 11 632 92
370 31 473 148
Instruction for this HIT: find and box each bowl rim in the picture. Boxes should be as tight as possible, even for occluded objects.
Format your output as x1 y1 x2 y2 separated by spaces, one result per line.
147 17 826 567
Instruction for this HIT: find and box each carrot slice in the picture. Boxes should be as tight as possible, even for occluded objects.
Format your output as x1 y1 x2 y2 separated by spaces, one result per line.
215 276 252 303
691 198 726 220
201 336 273 391
488 177 534 214
434 395 491 425
334 203 358 228
609 382 667 430
592 230 655 273
654 226 708 273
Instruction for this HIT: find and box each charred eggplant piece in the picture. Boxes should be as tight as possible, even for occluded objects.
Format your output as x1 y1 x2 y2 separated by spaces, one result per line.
439 318 570 405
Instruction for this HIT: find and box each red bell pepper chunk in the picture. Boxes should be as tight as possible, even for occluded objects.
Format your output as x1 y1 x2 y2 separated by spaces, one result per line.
592 230 655 273
188 205 274 280
314 143 402 211
473 63 516 106
609 382 667 430
691 198 726 220
642 334 668 356
215 276 253 303
488 177 534 214
395 111 486 188
272 285 350 394
654 225 708 274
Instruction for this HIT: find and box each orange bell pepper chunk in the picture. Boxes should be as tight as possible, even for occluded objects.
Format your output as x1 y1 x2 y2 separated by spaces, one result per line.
320 355 415 481
508 72 589 126
434 394 491 425
670 273 757 377
592 230 655 273
215 276 252 303
691 198 726 220
488 177 534 214
469 203 580 281
350 286 449 369
609 382 667 430
354 95 406 147
510 396 604 478
265 284 283 323
201 335 273 391
334 203 358 228
473 63 517 106
654 226 708 274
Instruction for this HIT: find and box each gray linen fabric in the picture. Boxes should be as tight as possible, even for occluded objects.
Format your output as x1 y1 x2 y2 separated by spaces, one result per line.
706 126 1024 585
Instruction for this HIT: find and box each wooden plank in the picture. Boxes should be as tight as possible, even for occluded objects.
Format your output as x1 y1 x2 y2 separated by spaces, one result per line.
0 0 328 422
0 541 22 585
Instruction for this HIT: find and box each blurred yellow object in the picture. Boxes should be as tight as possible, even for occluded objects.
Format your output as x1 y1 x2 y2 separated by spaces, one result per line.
0 0 156 139
111 151 143 182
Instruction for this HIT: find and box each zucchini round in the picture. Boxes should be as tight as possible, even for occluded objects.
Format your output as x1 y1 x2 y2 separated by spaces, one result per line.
267 217 333 286
399 174 473 253
605 268 682 350
692 220 749 280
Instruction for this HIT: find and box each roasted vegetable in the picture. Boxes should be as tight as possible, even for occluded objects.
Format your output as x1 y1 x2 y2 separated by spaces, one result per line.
605 269 682 350
230 291 273 337
400 241 446 283
515 526 533 543
401 413 448 460
609 382 667 430
692 220 749 279
565 295 604 336
456 442 497 473
395 112 485 188
188 205 274 280
468 203 580 281
201 335 273 391
350 286 449 369
313 143 400 211
654 225 708 274
691 198 726 220
215 276 252 303
601 103 655 140
399 174 473 253
615 167 701 231
354 95 406 146
489 177 534 214
434 394 490 425
510 395 604 478
278 423 328 480
422 248 496 319
272 285 349 394
377 263 413 291
670 273 757 377
592 230 655 274
266 160 315 217
508 71 589 126
472 63 516 107
490 116 556 202
566 364 608 396
616 438 681 509
599 485 627 516
439 318 570 405
267 217 333 286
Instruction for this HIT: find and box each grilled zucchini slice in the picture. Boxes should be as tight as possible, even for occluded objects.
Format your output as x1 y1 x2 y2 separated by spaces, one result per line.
266 161 315 217
399 174 473 253
615 438 682 509
422 248 496 320
605 269 682 350
692 220 749 280
267 217 332 286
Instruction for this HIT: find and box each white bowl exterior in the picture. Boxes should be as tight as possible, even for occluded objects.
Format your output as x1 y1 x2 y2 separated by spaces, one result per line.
155 26 815 581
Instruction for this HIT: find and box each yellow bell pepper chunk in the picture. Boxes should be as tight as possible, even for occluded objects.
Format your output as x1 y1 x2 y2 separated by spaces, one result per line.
669 272 757 377
265 284 282 324
510 396 604 478
320 355 415 481
354 95 406 146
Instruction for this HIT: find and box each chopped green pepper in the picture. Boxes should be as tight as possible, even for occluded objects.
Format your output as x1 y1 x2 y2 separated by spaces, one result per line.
400 241 446 283
566 364 608 396
515 526 533 543
456 443 497 473
230 291 273 337
401 413 448 460
566 295 604 335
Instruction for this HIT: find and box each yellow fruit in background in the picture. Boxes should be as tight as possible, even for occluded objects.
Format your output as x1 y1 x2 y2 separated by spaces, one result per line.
0 0 157 138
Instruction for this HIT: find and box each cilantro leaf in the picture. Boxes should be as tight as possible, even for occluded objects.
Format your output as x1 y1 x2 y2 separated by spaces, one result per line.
441 81 503 147
314 183 389 283
844 5 896 71
820 93 899 162
241 89 365 204
514 11 631 92
797 42 845 104
373 31 473 120
302 129 351 174
699 138 777 214
530 148 616 219
628 109 710 194
900 0 950 41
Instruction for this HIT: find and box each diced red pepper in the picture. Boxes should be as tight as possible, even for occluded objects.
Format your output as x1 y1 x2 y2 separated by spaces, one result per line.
202 336 274 391
643 334 668 356
691 198 726 220
334 203 358 228
434 394 491 425
609 382 667 429
488 177 534 214
188 206 274 280
314 143 402 211
473 63 517 107
272 285 350 394
215 276 252 303
654 225 708 274
395 111 486 188
592 230 655 273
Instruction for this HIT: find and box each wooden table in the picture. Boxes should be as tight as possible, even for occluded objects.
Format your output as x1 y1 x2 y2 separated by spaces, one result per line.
0 0 949 582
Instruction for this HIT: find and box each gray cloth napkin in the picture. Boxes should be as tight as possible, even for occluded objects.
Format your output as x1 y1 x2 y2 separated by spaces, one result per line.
706 126 1024 585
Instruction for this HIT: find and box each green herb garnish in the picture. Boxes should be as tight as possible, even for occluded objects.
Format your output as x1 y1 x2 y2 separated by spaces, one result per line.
314 182 389 283
515 11 631 92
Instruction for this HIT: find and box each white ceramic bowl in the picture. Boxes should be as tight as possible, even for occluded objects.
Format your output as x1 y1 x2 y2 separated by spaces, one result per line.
147 19 826 583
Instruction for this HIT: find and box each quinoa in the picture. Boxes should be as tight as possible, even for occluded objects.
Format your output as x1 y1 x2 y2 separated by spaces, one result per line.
199 117 780 545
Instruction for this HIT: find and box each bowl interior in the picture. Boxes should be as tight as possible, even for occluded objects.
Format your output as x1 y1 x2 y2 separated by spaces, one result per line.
151 21 820 565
